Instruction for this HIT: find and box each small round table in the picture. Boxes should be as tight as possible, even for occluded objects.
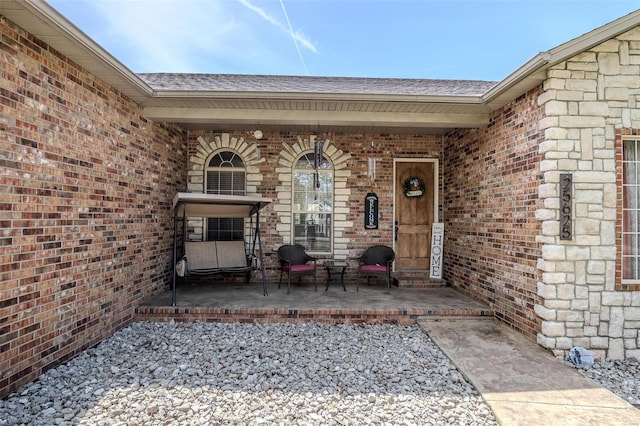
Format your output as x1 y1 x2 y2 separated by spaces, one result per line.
325 261 348 291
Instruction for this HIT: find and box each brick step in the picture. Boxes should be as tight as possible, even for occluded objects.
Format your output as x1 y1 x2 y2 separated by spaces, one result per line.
393 271 447 288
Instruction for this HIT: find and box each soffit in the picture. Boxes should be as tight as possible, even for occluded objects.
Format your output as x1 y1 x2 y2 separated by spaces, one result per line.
142 98 492 134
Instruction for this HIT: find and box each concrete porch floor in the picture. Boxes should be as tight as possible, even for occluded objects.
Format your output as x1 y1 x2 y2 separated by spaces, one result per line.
135 279 493 324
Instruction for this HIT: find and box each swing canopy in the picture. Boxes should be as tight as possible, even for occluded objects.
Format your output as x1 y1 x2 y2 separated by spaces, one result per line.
171 192 272 305
172 192 272 218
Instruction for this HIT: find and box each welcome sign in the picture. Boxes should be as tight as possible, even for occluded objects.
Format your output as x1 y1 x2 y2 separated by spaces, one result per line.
364 193 379 229
430 223 444 279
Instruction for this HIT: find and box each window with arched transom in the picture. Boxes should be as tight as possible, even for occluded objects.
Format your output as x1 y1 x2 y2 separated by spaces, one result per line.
205 150 245 241
292 152 334 253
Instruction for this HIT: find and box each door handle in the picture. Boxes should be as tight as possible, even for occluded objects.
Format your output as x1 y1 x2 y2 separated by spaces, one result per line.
394 220 398 241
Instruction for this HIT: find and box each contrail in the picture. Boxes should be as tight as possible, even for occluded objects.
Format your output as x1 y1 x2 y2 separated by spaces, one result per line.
279 0 309 75
236 0 315 75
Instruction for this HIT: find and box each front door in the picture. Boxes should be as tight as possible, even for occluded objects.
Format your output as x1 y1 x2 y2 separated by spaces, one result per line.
394 161 436 270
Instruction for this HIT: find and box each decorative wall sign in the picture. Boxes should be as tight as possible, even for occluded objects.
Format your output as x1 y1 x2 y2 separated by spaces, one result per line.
403 177 425 198
313 140 324 189
313 140 324 170
430 223 444 279
364 192 379 229
560 173 572 240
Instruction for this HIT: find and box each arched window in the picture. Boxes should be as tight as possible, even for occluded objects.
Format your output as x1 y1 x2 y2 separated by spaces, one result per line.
292 153 333 253
205 150 245 241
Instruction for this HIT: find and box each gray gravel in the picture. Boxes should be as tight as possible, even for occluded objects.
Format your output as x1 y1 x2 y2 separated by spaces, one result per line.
569 358 640 407
3 322 639 425
1 322 497 426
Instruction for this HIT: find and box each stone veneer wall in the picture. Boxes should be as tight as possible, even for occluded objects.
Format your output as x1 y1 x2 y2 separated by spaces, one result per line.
0 17 186 397
443 87 545 341
535 27 640 359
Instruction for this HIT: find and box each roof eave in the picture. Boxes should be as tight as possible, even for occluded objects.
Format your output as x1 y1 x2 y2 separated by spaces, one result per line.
143 106 491 131
483 9 640 110
1 0 152 102
482 53 550 110
145 90 486 105
547 8 640 64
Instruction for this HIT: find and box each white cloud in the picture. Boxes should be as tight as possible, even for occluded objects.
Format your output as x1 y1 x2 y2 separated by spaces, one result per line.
50 0 320 74
94 1 240 72
83 0 304 73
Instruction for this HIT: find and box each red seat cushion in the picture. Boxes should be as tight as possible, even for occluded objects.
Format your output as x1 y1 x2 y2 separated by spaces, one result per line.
359 265 388 273
283 264 315 273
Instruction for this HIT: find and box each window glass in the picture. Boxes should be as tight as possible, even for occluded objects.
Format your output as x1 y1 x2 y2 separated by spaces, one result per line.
205 150 245 241
292 153 333 253
623 139 640 281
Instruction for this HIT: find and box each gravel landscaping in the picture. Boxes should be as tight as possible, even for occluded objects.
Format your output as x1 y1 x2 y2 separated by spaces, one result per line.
570 357 640 407
1 321 639 425
0 322 496 425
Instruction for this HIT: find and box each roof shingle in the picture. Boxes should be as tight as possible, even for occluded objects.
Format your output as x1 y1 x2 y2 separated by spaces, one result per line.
138 73 497 97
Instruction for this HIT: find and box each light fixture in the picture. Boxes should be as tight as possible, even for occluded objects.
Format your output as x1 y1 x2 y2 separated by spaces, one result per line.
253 130 263 140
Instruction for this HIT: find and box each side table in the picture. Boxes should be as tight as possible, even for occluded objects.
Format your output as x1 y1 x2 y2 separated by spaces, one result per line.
325 260 348 291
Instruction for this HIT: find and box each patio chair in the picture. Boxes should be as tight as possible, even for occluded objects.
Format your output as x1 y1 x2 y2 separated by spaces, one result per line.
277 244 317 294
356 245 395 294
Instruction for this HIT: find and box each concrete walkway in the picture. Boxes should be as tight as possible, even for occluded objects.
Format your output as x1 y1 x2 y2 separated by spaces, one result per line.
419 318 640 426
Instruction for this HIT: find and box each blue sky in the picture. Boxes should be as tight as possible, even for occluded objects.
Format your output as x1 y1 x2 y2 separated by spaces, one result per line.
48 0 640 81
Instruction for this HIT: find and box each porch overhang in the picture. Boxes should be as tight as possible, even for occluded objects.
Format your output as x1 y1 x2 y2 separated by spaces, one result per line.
144 104 491 134
142 91 493 134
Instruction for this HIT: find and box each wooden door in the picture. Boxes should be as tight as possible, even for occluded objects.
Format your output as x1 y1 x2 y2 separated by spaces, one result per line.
395 162 435 270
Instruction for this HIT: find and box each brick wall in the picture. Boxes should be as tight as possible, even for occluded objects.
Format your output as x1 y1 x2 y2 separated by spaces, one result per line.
187 131 442 284
443 87 545 340
0 17 186 396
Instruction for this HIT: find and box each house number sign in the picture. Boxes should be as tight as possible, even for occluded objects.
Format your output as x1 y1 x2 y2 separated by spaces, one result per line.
364 192 379 229
560 173 572 240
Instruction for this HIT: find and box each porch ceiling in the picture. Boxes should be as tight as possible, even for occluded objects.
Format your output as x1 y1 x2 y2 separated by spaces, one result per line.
142 96 493 135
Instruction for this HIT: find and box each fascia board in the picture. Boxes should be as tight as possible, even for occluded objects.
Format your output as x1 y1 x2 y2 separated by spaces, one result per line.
143 107 490 128
481 53 550 107
147 90 485 105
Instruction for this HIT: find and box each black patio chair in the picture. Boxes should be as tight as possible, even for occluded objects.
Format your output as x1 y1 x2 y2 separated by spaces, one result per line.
356 245 395 294
277 244 317 294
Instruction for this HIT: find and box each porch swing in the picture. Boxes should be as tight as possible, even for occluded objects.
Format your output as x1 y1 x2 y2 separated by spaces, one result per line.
171 192 272 306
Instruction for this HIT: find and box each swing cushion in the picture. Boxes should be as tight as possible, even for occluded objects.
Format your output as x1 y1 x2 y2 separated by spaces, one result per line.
185 241 218 272
181 240 251 276
216 241 247 269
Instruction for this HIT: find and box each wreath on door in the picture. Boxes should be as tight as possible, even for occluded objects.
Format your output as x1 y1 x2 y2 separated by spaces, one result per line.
402 177 426 198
